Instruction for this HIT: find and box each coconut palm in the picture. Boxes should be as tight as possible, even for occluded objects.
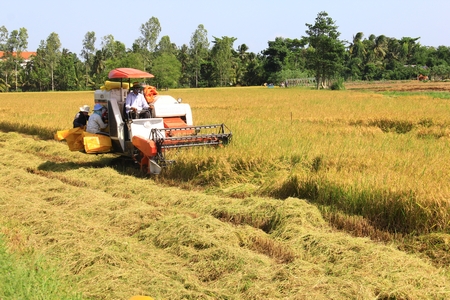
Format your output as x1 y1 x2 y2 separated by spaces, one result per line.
373 35 388 61
348 32 365 59
346 32 366 80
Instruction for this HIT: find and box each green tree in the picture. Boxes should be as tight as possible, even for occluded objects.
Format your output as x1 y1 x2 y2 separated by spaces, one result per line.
4 28 28 91
199 55 215 87
303 11 345 89
262 37 307 84
362 34 376 63
151 53 181 89
101 35 127 71
284 38 307 71
211 36 236 86
431 64 450 80
409 44 430 70
0 26 10 92
0 26 7 48
235 44 249 85
44 32 61 91
80 31 96 89
55 49 79 90
348 32 365 60
346 32 366 80
157 36 177 55
399 37 420 64
189 24 209 88
435 46 450 64
177 44 191 87
107 52 144 71
137 17 161 53
359 34 388 80
26 41 51 91
242 52 265 86
427 46 450 70
0 26 11 91
372 35 388 62
101 34 116 60
90 49 106 87
135 17 161 71
262 37 290 75
0 77 8 92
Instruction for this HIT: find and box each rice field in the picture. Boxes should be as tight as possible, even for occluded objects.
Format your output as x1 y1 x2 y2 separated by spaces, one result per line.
1 83 450 298
0 87 450 237
164 85 450 236
1 85 450 236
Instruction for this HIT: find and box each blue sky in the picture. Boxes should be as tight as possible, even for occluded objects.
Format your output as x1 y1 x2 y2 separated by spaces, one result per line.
2 0 449 56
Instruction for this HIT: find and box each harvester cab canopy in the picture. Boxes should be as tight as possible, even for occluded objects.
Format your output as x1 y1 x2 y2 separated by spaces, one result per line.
108 68 155 80
107 67 155 91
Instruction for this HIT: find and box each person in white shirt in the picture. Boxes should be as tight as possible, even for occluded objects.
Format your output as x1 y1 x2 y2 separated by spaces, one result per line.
86 104 108 134
125 83 150 119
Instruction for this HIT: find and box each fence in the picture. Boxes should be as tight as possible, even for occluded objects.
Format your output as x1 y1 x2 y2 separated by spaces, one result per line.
285 78 316 87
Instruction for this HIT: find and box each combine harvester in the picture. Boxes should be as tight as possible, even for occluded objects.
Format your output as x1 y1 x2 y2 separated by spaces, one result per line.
56 68 232 174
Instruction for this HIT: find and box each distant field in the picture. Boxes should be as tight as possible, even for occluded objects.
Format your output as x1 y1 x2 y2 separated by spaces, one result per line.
1 82 450 299
346 79 450 93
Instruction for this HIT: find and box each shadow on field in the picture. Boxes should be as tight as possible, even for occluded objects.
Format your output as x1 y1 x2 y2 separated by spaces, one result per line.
38 158 115 172
0 121 56 140
37 156 148 178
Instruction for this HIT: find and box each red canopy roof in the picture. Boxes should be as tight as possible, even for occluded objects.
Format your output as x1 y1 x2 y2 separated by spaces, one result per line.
108 68 155 79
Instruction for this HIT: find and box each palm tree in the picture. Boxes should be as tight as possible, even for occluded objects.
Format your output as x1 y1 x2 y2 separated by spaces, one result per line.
348 32 365 59
399 37 420 64
347 32 366 80
235 44 249 85
373 35 388 61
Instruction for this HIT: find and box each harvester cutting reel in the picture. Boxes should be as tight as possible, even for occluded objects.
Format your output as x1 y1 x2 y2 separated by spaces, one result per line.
132 123 232 175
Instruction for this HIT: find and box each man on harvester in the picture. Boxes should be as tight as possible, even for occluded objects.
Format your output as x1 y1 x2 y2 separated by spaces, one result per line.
125 82 151 119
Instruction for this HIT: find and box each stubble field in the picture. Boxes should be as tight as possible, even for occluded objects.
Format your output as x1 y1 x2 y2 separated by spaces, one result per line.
0 81 450 299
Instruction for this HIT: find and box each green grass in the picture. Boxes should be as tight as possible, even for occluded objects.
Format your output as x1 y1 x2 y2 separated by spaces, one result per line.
0 235 82 300
381 90 450 99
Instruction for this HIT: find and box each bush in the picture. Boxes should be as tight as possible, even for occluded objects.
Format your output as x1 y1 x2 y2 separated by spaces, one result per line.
330 77 346 90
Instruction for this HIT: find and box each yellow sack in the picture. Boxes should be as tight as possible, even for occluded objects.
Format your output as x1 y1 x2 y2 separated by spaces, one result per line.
104 80 130 90
55 127 83 141
55 127 85 151
55 128 72 141
66 129 85 151
83 132 112 154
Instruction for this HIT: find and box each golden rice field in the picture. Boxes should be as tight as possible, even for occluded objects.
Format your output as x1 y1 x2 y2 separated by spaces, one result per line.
1 82 450 299
1 84 450 236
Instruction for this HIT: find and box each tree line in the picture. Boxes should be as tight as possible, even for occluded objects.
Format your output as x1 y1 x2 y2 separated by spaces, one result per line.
1 12 450 92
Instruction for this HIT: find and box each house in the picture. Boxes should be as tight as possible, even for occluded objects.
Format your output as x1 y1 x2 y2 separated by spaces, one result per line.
0 51 36 67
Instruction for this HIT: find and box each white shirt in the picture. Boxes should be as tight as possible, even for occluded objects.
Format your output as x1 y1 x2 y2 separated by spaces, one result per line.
125 91 149 113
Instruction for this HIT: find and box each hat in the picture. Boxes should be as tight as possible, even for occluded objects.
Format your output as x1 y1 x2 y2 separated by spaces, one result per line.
80 105 90 113
93 103 103 111
132 82 142 89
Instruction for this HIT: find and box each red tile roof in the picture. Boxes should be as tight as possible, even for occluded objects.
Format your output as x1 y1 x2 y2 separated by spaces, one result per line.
0 51 36 60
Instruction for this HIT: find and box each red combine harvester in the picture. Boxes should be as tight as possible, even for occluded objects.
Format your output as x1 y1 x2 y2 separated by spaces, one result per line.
56 68 232 174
